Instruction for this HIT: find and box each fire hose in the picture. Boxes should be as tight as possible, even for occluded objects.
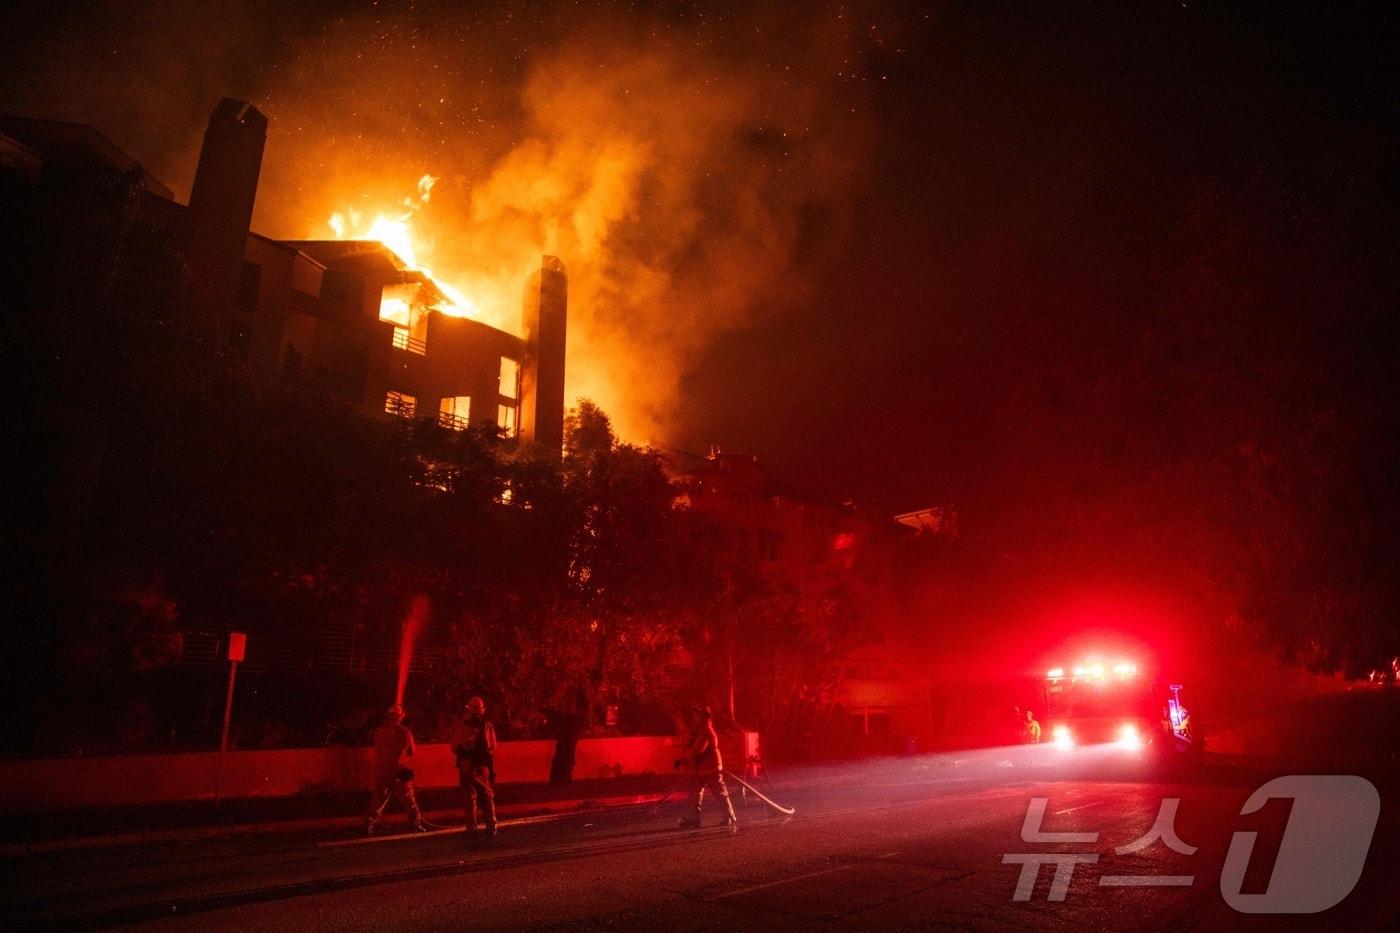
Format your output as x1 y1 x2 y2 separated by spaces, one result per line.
657 768 796 818
724 770 796 816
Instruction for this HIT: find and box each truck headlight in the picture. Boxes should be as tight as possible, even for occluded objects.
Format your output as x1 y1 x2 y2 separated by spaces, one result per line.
1118 723 1143 751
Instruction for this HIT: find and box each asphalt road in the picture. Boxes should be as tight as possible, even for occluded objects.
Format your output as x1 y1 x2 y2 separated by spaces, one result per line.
3 690 1397 930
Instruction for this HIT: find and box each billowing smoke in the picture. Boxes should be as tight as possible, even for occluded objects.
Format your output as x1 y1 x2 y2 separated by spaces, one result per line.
253 9 880 443
3 2 884 441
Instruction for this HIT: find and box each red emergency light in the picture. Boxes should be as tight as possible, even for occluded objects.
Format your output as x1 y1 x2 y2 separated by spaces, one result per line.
1046 659 1138 682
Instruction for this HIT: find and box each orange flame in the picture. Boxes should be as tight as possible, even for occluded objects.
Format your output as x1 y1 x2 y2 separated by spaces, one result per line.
327 174 480 320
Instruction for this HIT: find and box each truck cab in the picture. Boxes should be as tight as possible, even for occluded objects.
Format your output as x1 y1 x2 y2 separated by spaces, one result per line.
1038 660 1202 763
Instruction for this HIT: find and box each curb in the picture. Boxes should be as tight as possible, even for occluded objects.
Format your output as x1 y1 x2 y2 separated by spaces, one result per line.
0 792 673 858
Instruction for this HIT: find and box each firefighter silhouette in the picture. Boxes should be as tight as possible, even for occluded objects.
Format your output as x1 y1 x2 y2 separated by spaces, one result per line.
452 696 498 838
675 706 737 829
366 704 425 834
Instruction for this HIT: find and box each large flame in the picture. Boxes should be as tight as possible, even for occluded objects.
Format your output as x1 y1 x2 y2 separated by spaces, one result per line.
327 174 480 320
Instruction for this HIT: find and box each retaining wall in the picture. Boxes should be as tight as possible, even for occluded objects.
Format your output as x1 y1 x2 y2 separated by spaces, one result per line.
0 735 690 812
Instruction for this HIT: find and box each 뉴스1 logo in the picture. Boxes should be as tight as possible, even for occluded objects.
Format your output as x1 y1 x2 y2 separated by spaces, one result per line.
1219 775 1379 913
1003 775 1380 913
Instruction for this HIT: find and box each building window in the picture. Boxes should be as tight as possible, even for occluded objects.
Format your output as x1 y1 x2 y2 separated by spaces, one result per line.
497 402 517 437
439 395 470 431
382 283 427 353
499 356 519 400
385 390 416 419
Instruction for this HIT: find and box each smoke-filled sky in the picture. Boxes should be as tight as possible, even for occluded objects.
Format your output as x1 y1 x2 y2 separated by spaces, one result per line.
3 0 1396 522
2 0 885 454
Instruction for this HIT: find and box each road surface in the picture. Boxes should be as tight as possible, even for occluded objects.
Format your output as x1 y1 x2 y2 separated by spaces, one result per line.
3 690 1397 929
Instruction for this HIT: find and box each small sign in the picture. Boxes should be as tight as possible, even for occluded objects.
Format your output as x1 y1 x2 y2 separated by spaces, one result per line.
228 632 247 662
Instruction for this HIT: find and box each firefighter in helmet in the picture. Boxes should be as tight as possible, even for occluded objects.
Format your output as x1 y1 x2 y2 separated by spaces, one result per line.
452 696 498 838
674 706 737 829
366 703 425 834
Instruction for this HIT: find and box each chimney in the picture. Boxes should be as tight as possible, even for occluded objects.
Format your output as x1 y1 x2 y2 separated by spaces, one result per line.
187 98 266 320
518 255 567 452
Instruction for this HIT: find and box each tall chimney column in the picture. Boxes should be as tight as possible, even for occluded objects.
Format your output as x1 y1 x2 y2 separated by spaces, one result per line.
519 256 567 452
187 98 266 321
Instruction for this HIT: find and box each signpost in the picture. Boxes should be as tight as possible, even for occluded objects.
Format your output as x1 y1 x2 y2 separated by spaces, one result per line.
215 633 246 806
220 632 245 754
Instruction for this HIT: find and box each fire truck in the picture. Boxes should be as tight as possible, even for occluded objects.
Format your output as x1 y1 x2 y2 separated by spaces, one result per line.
1037 659 1203 763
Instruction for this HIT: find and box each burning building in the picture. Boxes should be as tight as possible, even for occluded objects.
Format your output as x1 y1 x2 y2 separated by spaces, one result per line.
2 98 567 447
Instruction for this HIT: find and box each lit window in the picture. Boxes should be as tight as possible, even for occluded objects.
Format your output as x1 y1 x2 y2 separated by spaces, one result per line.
439 396 470 431
385 391 416 418
499 357 519 400
497 403 517 436
381 284 427 354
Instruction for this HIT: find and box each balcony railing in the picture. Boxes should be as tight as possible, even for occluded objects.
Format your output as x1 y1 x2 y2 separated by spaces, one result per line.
392 328 426 355
438 410 470 431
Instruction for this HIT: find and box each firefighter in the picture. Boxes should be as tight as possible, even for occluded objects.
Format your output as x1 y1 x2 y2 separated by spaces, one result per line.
674 706 736 829
1025 709 1042 744
452 696 498 838
366 703 425 834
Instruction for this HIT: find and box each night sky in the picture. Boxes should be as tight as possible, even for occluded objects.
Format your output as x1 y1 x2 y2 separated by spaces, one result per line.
680 2 1398 510
3 0 1395 521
